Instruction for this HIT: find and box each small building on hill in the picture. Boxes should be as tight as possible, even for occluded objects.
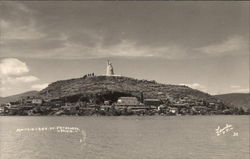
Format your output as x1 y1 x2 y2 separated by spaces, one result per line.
144 99 162 106
32 98 43 106
116 97 139 106
168 107 179 114
192 106 208 114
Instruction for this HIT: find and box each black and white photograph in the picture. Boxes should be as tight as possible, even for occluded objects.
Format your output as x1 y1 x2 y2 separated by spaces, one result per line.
0 1 249 159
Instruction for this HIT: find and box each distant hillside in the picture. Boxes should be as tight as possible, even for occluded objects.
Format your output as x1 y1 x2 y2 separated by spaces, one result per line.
215 93 249 109
0 91 39 104
39 75 219 103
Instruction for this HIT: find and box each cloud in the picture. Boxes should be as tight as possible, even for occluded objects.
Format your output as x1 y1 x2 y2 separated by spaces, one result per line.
0 58 29 76
1 2 189 60
100 40 188 59
0 2 44 46
180 83 208 92
31 83 48 91
196 36 248 56
0 58 40 96
0 19 45 41
1 76 38 85
1 2 249 60
1 1 33 14
12 38 187 60
14 2 32 13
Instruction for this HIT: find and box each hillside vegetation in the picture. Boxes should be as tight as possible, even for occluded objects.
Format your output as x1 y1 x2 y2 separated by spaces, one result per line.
39 76 218 103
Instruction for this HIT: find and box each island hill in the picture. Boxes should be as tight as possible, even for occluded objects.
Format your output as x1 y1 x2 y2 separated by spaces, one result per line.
41 75 217 104
0 60 248 116
40 60 218 103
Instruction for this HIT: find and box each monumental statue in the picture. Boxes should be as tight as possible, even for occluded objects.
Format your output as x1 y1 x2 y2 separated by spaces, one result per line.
106 60 114 76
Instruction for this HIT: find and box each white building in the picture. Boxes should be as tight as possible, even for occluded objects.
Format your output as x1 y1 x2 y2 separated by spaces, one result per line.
32 99 43 105
117 97 139 106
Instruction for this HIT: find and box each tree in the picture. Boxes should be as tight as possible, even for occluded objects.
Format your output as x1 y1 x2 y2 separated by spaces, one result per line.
239 107 245 115
246 108 250 115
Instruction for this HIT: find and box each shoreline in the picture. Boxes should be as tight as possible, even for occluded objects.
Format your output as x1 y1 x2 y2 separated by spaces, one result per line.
1 114 249 117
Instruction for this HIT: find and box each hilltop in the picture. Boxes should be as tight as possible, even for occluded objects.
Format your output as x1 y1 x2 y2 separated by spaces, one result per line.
39 75 218 103
215 93 249 109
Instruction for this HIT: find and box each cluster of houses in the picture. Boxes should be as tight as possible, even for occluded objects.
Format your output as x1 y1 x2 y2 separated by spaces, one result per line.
0 96 43 116
1 93 244 116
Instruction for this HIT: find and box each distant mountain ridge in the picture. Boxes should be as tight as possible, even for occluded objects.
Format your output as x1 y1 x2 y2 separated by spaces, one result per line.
0 91 39 104
215 93 249 109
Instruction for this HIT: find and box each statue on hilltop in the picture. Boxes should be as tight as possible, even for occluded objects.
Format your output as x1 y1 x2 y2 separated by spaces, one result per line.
106 60 114 76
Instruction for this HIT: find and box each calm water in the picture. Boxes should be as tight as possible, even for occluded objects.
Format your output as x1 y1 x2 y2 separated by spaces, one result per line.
0 116 249 159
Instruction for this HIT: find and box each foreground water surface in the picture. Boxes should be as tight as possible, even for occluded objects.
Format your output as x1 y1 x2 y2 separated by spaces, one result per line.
0 116 249 159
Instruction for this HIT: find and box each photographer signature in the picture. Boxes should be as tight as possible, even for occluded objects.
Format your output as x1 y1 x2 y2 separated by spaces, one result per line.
215 124 238 136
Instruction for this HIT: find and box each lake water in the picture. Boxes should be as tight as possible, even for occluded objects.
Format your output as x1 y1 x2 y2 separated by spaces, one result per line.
0 116 249 159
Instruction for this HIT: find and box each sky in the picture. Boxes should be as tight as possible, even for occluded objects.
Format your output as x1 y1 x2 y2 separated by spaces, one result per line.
0 1 249 97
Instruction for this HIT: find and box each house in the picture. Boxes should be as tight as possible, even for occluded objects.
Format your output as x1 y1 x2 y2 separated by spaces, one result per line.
179 98 187 103
4 102 20 109
61 103 78 114
209 102 215 106
0 107 4 114
116 97 139 106
21 97 33 105
3 103 20 115
4 103 12 109
7 108 19 115
32 98 43 106
158 104 167 110
104 100 111 105
100 105 112 111
168 107 179 114
144 99 162 106
172 103 189 108
157 92 164 95
192 106 208 114
50 98 63 107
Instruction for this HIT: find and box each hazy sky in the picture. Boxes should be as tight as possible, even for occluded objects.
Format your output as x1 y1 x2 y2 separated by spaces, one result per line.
0 1 249 97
